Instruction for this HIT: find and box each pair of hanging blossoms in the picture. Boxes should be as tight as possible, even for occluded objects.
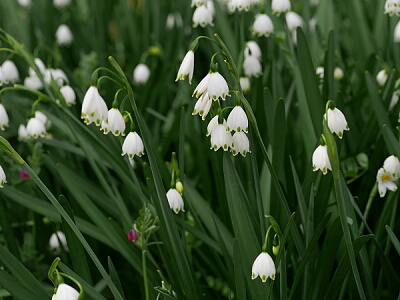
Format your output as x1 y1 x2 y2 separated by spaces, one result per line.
176 36 251 157
312 102 349 175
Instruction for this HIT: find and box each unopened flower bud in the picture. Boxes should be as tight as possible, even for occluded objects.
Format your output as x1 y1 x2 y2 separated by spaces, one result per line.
175 181 184 194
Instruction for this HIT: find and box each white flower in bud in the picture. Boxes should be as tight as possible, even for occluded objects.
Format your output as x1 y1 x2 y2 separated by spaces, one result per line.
133 64 151 84
316 67 324 80
228 0 251 12
227 106 248 132
285 11 303 31
312 145 331 175
383 155 400 178
324 107 349 139
81 86 108 126
192 92 212 120
210 123 232 151
49 231 68 251
192 5 214 28
240 77 250 92
243 55 262 77
26 117 46 138
2 60 19 83
244 41 262 59
122 132 145 158
231 132 250 156
252 14 274 37
377 167 398 197
0 104 9 130
60 85 76 106
52 284 79 300
176 51 195 84
56 24 74 46
251 252 276 282
376 69 388 87
271 0 291 16
334 67 344 80
0 166 6 188
53 0 71 9
101 108 125 136
166 188 185 214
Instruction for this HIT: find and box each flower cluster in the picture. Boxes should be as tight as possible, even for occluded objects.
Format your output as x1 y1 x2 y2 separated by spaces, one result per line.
192 0 214 28
312 105 349 174
384 0 400 16
243 41 262 78
376 155 400 197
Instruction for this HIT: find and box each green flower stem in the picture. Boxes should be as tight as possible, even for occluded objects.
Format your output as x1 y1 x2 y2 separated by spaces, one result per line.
142 249 150 300
359 183 378 234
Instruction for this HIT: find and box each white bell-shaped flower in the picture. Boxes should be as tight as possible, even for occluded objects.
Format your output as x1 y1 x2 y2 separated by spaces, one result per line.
34 111 50 128
376 167 398 197
29 58 47 76
285 11 303 31
56 24 74 46
18 124 28 141
60 85 76 106
0 104 9 130
26 117 46 138
324 107 349 139
251 252 276 282
121 132 145 158
334 67 344 80
166 188 185 214
312 145 331 175
192 93 212 120
17 0 31 7
252 14 274 37
228 0 251 12
24 75 43 90
389 90 400 110
210 123 232 151
2 60 19 83
231 132 251 156
376 70 388 87
207 72 229 101
49 231 68 251
227 106 248 132
176 50 195 84
271 0 291 16
133 64 150 84
193 73 211 98
243 55 262 77
52 284 79 300
81 86 108 126
192 5 214 28
101 108 126 136
0 165 6 188
240 77 250 92
244 41 262 59
383 155 400 178
394 21 400 43
45 68 68 87
384 0 400 16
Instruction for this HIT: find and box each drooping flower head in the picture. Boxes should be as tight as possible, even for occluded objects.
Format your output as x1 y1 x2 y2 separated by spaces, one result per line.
133 64 151 84
243 55 262 77
166 188 185 213
192 92 212 120
383 155 400 178
192 5 214 28
285 11 303 31
376 167 398 197
251 252 276 282
49 231 68 251
210 123 232 151
193 72 229 101
2 60 20 83
0 165 6 188
228 0 251 12
240 77 250 92
231 132 251 157
244 41 262 60
384 0 400 16
324 105 349 139
376 69 388 87
271 0 291 16
0 104 9 130
81 86 108 126
226 106 248 132
26 117 46 138
60 85 76 106
121 132 145 158
52 284 79 300
252 14 274 37
55 24 74 46
101 108 126 136
176 50 195 84
312 144 331 175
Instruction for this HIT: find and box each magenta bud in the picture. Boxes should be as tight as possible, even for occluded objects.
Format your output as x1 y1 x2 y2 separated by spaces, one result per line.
19 169 30 181
127 229 137 242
